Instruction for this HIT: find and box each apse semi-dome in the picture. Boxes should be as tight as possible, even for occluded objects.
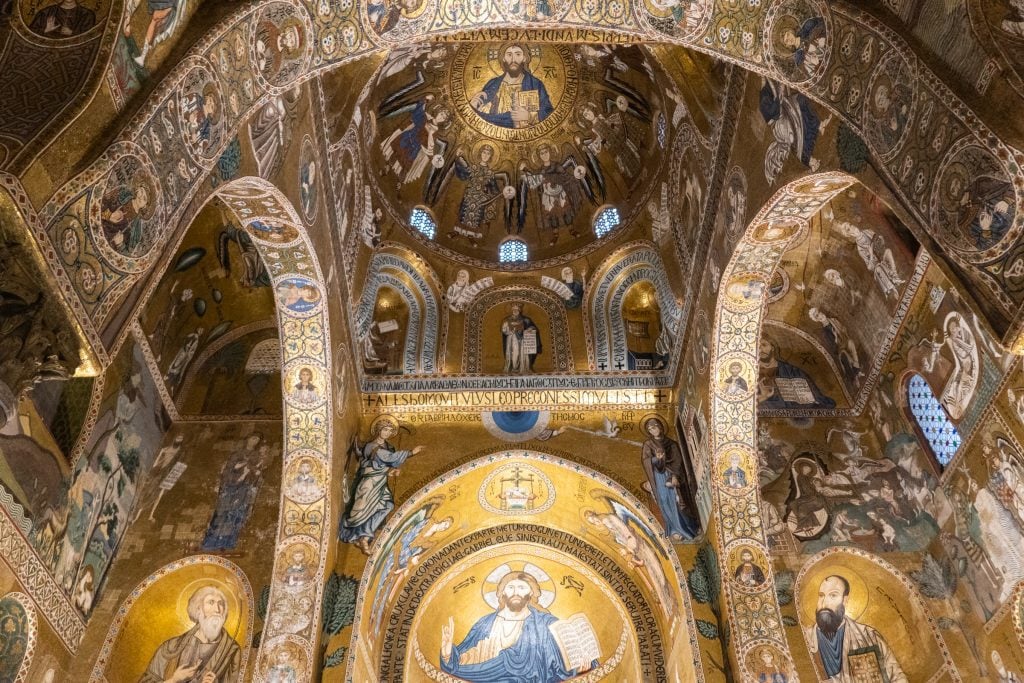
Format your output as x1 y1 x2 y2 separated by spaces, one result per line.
363 42 670 268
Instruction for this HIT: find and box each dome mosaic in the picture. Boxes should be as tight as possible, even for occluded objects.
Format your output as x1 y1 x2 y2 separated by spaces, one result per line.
363 42 671 268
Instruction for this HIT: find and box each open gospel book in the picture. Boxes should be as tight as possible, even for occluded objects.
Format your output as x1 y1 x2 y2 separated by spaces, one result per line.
548 613 601 672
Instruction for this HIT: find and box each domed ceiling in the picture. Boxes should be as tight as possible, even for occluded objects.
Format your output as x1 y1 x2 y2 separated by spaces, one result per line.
362 42 672 268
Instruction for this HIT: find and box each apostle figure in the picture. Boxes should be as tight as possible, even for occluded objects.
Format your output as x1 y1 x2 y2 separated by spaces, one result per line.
29 0 95 37
470 43 553 129
780 16 826 77
440 572 595 680
140 585 242 683
559 267 584 309
101 178 154 257
955 173 1015 250
640 416 699 541
339 417 424 553
290 367 319 402
805 575 907 682
733 549 765 587
722 361 749 396
501 303 540 374
723 453 748 489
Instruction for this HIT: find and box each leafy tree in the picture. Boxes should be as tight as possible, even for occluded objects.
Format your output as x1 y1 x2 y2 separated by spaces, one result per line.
837 123 869 173
687 543 733 682
321 572 359 668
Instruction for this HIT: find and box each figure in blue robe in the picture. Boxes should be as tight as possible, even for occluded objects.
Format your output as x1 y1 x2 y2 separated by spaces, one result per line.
441 603 594 682
339 420 423 553
471 45 553 129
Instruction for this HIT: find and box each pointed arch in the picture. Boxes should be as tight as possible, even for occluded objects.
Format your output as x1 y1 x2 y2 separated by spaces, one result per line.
354 245 442 375
213 177 333 680
587 242 682 373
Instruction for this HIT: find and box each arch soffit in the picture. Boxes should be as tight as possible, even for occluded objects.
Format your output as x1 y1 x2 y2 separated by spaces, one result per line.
25 0 1024 367
708 172 856 678
210 176 334 679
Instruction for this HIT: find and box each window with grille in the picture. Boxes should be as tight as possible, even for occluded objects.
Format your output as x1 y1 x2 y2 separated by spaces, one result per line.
594 207 621 238
907 373 961 467
410 207 436 239
499 238 528 263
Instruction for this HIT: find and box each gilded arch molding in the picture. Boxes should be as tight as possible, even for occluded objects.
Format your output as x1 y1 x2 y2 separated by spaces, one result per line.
212 177 334 680
709 171 855 680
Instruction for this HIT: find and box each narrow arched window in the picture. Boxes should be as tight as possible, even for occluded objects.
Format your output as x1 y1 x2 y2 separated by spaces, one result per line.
593 206 620 238
410 207 436 239
498 237 528 263
907 373 961 468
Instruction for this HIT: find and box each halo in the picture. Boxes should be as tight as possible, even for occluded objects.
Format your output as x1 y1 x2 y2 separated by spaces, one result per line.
481 561 556 609
486 42 544 78
400 0 429 20
800 563 869 624
639 413 667 435
370 414 400 436
770 13 803 58
471 139 500 165
132 175 158 221
174 578 244 639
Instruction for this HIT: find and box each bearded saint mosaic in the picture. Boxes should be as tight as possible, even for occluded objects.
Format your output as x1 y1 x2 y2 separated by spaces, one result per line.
365 42 668 266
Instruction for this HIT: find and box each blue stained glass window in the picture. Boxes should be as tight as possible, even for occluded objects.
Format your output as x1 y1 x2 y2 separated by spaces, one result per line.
410 207 436 239
908 373 961 467
499 238 528 263
594 207 621 238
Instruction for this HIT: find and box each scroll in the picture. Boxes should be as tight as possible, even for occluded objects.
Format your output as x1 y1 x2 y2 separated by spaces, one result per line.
548 613 601 672
522 328 538 355
541 275 573 300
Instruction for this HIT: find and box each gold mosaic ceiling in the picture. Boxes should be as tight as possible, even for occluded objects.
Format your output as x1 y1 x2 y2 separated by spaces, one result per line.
361 42 676 268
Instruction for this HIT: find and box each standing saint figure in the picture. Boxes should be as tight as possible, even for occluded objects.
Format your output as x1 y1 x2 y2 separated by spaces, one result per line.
501 303 540 374
640 416 699 541
339 417 424 553
140 585 242 683
517 144 592 245
440 571 595 681
201 434 271 551
470 43 553 129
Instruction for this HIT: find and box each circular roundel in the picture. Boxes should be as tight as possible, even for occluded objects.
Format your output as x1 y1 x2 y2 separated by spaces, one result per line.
862 48 916 161
246 219 301 245
715 353 756 401
283 360 327 408
932 139 1019 256
764 0 832 85
90 150 164 269
275 275 323 316
478 460 556 515
482 410 552 442
727 542 771 592
177 63 227 162
363 0 435 44
640 0 710 42
449 43 579 143
251 2 313 89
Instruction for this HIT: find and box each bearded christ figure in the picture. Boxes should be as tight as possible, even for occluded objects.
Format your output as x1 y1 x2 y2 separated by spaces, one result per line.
470 43 553 129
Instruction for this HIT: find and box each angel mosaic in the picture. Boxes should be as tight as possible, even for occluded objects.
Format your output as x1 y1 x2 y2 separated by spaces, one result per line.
338 416 425 553
516 144 596 246
431 144 514 245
